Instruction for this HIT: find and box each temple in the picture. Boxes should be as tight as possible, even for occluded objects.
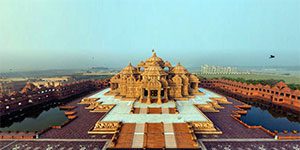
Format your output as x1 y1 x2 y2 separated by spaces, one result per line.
107 50 202 104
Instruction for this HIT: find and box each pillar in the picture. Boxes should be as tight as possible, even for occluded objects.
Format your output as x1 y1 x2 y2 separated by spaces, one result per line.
194 82 199 90
157 89 162 104
164 88 168 101
139 88 143 102
147 89 151 104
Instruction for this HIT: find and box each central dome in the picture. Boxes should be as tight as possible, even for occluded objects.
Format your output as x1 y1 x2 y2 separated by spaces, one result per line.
142 62 167 76
145 50 165 68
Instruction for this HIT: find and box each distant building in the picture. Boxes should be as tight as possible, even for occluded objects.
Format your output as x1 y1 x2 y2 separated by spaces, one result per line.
0 76 75 96
31 76 75 88
0 81 27 95
0 79 110 117
200 64 250 75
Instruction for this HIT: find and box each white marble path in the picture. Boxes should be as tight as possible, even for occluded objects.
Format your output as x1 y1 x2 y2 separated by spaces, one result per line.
89 88 223 123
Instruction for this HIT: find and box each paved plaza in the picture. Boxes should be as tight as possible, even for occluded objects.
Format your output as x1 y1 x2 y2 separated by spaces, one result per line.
1 88 299 149
202 140 300 150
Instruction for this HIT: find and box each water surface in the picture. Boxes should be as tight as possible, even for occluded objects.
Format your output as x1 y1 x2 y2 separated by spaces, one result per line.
240 106 300 132
0 104 68 132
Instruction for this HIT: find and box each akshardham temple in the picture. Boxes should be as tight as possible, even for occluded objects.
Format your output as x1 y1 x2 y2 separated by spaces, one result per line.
2 51 299 149
77 51 232 149
107 50 202 104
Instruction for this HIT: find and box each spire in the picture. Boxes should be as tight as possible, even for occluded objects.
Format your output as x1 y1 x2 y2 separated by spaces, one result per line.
128 62 132 66
152 49 157 57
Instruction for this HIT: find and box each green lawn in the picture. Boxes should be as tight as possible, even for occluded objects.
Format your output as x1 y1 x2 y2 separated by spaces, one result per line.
198 73 300 84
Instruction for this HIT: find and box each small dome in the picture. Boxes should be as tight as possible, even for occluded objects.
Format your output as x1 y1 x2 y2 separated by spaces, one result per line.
171 63 188 74
164 61 172 68
137 61 145 68
120 63 138 75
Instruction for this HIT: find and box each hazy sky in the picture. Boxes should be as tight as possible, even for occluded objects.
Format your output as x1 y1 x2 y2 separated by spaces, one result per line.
0 0 299 72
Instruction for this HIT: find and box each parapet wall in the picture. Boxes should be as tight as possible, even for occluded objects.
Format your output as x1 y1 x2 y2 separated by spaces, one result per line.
0 79 110 117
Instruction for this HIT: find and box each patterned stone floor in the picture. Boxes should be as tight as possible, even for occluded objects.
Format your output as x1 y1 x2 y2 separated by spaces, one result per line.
112 123 198 149
91 88 211 123
40 90 113 139
203 141 300 150
0 141 106 150
197 96 273 139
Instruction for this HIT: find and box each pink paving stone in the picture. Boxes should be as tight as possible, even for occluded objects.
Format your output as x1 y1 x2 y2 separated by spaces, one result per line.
203 141 300 150
40 90 113 139
0 141 106 150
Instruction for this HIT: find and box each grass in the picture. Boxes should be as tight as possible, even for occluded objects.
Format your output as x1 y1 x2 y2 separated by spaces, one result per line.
197 73 300 84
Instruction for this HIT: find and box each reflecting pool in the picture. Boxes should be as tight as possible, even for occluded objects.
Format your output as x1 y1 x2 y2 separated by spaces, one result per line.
240 106 300 132
0 103 68 132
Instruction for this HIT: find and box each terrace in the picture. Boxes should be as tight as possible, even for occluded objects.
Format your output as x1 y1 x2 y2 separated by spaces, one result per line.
85 88 223 148
88 88 218 124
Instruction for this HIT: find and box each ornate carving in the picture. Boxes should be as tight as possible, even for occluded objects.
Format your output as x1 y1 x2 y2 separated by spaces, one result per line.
209 97 232 104
88 121 121 134
190 121 219 133
91 104 115 112
195 103 219 112
78 98 100 104
85 101 100 110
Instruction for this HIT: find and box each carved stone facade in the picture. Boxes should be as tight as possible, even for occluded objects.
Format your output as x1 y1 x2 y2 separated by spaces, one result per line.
78 98 100 104
88 121 121 134
107 51 202 104
79 98 115 112
91 104 115 112
190 121 220 134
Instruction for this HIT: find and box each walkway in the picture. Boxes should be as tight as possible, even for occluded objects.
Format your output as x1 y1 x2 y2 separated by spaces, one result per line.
112 123 198 149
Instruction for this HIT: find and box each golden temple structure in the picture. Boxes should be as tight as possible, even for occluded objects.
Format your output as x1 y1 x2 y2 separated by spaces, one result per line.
106 50 202 104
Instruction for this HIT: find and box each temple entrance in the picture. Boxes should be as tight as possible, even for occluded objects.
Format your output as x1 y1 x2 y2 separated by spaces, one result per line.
144 90 148 97
161 90 164 97
190 82 195 89
140 89 167 104
150 90 158 97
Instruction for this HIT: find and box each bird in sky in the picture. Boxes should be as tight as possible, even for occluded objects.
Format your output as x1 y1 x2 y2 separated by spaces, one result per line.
269 55 275 59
